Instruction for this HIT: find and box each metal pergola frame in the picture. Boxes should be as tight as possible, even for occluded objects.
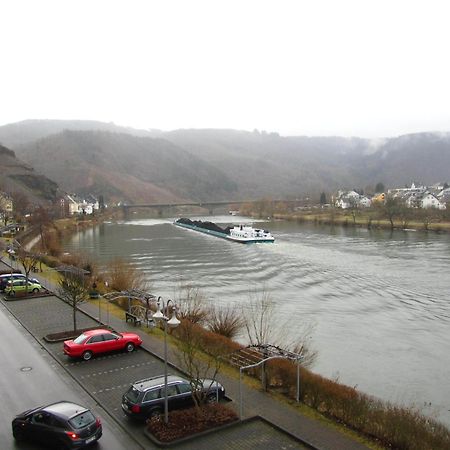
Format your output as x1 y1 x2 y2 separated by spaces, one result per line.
225 344 303 419
98 289 157 327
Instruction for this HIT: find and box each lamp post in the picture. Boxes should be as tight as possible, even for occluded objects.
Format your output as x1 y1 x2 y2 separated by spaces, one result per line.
153 296 180 424
8 247 15 287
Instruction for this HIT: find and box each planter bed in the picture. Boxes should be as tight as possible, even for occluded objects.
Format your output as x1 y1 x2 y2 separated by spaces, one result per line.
44 325 111 343
145 404 239 446
3 290 53 301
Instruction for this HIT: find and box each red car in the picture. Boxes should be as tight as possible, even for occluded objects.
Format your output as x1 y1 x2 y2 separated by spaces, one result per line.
64 329 143 361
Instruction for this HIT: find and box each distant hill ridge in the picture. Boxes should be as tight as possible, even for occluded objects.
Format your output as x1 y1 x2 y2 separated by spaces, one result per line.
1 120 449 204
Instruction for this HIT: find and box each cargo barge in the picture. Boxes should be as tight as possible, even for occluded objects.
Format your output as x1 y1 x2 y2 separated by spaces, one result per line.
174 218 275 244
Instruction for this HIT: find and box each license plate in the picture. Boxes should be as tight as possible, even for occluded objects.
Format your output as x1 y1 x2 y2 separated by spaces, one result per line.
85 436 96 444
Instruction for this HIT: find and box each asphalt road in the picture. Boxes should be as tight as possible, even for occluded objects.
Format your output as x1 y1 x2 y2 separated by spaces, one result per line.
0 302 143 450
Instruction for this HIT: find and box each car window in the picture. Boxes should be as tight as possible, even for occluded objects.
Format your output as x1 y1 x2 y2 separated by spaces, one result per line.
103 333 119 341
88 335 104 344
68 411 95 429
177 382 192 394
73 334 88 344
165 385 178 397
126 386 142 403
32 412 52 425
143 388 161 402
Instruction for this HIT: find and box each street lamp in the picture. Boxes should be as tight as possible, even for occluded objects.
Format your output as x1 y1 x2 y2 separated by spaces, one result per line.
153 296 180 424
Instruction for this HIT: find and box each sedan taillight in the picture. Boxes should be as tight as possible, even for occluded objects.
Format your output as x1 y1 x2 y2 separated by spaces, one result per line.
96 418 101 428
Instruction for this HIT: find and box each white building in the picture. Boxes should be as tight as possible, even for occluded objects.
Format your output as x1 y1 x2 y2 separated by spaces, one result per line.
66 194 99 215
421 193 446 210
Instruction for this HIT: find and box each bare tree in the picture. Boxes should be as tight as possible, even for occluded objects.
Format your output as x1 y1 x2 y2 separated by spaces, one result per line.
174 320 225 407
348 197 359 224
383 196 403 230
10 191 30 219
15 248 40 294
173 282 208 324
30 206 53 252
241 288 317 367
57 269 89 332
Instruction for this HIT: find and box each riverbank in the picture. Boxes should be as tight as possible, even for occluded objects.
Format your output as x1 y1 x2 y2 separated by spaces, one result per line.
11 211 450 448
273 209 450 233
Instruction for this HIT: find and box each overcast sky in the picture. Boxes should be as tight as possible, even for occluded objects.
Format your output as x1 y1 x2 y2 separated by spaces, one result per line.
1 0 449 138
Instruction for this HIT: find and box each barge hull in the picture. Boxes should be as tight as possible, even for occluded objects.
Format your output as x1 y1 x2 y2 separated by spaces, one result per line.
174 221 274 244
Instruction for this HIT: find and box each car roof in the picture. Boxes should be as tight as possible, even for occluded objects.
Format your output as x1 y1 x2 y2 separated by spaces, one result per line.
42 401 89 419
81 329 112 336
0 273 23 278
132 375 188 392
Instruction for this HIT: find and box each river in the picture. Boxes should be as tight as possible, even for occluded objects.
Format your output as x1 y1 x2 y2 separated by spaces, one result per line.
63 215 450 426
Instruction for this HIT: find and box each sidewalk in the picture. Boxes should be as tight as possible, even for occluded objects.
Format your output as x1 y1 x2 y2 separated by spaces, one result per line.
0 258 371 450
81 299 370 450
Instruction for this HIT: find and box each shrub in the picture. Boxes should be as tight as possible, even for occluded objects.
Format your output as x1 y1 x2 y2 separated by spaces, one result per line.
105 257 144 291
207 304 244 338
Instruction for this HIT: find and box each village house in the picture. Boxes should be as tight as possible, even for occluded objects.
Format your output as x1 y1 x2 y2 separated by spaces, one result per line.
421 193 446 210
335 190 371 209
335 182 448 211
62 194 100 216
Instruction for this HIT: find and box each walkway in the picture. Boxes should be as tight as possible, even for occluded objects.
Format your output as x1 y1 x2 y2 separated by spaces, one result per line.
0 257 371 450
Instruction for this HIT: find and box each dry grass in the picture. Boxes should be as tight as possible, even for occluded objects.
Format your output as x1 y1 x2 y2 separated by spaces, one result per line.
206 304 244 338
104 257 144 291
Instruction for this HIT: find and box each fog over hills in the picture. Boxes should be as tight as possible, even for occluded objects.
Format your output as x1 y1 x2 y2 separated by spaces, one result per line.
1 120 449 204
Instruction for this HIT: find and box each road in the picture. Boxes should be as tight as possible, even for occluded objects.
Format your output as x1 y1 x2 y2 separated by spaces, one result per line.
0 302 143 450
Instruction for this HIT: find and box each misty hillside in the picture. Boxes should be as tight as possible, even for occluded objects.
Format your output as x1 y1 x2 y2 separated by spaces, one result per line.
0 119 158 149
1 120 450 204
13 130 238 203
0 144 58 204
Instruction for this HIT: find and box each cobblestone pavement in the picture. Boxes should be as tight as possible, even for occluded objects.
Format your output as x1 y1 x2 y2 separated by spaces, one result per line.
0 259 370 450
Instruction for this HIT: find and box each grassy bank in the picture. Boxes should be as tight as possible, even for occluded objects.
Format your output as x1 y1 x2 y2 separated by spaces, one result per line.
274 209 450 233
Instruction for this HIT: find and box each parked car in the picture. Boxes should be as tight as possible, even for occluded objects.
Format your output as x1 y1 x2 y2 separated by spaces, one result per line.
12 400 102 449
4 279 42 296
0 273 39 291
64 328 143 360
121 375 225 420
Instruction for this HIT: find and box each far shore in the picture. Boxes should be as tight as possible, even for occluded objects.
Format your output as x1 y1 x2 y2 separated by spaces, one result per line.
272 209 450 233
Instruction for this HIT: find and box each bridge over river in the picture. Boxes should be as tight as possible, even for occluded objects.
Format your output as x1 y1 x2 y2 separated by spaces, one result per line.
121 199 300 217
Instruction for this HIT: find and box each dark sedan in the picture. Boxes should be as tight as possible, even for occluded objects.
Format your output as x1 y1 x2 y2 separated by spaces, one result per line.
12 400 102 449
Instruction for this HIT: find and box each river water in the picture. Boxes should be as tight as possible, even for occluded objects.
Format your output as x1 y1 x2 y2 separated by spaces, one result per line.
63 215 450 426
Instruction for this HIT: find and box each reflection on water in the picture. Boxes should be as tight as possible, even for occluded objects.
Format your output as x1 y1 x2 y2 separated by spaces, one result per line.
64 216 450 425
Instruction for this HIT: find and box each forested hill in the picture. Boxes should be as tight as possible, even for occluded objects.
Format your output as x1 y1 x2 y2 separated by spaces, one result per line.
12 130 238 203
0 144 58 205
1 120 450 204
